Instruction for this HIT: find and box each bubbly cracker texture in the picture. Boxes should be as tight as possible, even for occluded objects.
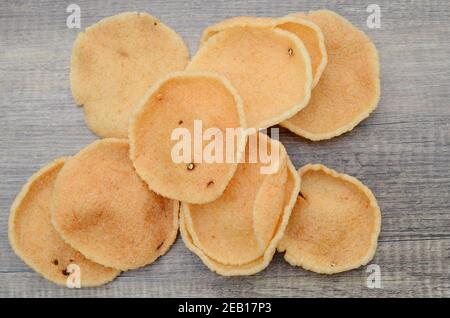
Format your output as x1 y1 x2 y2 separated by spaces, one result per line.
181 155 300 276
71 12 189 138
51 139 179 271
201 15 327 87
129 72 247 204
9 158 120 287
278 164 381 274
188 26 312 129
282 10 380 140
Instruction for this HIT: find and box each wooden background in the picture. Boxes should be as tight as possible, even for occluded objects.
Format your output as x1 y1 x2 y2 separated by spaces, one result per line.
0 0 449 298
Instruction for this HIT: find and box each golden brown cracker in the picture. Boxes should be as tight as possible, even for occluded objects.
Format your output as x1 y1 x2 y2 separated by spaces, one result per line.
188 25 312 129
9 158 120 287
201 15 326 87
282 10 380 140
51 139 179 271
129 71 247 204
71 12 189 138
180 154 300 276
278 164 381 274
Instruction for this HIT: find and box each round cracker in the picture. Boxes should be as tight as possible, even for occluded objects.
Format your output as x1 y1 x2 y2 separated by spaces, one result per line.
129 71 247 204
188 25 312 129
201 15 327 87
277 164 381 274
51 139 179 271
180 154 300 276
71 12 189 138
8 158 120 287
281 10 380 140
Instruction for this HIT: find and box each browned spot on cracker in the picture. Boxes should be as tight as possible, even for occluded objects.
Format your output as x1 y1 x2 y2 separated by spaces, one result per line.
118 50 129 58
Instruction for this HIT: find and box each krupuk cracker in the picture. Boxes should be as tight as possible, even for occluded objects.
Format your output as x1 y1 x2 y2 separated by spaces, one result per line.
9 158 120 287
71 12 189 138
282 10 380 140
129 71 247 204
188 25 312 129
51 139 179 271
278 164 381 274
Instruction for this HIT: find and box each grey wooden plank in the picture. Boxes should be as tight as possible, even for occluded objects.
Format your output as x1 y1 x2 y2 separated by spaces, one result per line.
1 0 449 297
1 238 449 297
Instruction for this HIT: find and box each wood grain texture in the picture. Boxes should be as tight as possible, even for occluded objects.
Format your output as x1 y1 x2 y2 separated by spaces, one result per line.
0 0 449 297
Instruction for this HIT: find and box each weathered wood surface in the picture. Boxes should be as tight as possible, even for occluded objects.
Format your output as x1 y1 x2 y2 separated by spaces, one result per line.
0 0 449 297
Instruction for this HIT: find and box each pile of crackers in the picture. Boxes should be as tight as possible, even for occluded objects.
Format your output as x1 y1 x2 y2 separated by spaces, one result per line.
9 10 381 287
